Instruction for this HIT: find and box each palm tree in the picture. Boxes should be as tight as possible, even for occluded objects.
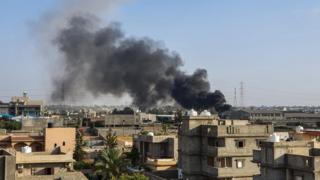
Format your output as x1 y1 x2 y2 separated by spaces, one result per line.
95 148 128 179
105 128 118 149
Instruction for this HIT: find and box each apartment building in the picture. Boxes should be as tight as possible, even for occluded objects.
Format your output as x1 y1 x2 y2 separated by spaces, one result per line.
178 111 273 180
253 140 320 180
133 133 178 171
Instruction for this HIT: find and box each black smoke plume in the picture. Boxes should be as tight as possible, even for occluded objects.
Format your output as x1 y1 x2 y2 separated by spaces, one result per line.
51 15 230 112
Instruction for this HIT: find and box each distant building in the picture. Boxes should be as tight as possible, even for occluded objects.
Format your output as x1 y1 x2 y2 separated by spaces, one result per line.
134 134 178 171
247 110 284 122
253 140 320 180
178 111 273 180
0 92 44 117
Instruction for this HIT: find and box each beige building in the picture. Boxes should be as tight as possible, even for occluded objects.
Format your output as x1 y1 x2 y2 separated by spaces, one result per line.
134 134 178 171
179 113 273 180
253 140 320 180
44 127 76 153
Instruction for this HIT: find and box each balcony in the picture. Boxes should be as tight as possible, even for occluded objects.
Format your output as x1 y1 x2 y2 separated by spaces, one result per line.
205 166 259 178
205 124 273 137
16 151 74 164
145 158 177 171
135 135 175 143
207 146 253 157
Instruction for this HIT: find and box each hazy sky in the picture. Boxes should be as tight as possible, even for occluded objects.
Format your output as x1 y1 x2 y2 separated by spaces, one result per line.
1 0 320 106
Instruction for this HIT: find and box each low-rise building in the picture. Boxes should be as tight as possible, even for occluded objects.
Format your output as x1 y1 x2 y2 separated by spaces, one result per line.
134 134 178 171
253 140 320 180
179 111 273 180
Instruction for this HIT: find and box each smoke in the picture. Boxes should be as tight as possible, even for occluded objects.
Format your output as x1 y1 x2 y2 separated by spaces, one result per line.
51 15 230 112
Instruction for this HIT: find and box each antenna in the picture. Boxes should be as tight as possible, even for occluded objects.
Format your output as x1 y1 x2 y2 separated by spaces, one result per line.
233 88 237 107
240 81 244 107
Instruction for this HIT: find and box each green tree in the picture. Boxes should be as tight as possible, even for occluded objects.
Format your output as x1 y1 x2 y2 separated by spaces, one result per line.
118 173 148 180
105 129 118 149
73 130 85 161
125 147 140 167
95 148 128 179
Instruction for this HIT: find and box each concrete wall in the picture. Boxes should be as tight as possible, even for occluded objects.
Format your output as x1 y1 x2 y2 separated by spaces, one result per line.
0 150 15 180
44 128 76 153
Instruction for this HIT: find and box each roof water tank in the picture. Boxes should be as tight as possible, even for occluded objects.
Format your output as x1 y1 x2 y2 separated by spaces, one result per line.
21 146 32 153
267 133 280 142
187 109 198 116
295 126 304 133
200 110 211 116
147 132 154 136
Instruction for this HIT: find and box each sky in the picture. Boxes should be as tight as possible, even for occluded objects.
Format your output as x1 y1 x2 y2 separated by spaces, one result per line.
1 0 320 106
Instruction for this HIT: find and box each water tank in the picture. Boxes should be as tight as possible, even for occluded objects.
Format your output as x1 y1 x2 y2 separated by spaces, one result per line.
147 132 154 136
21 146 32 153
200 110 211 116
187 109 198 116
295 126 304 133
267 133 280 142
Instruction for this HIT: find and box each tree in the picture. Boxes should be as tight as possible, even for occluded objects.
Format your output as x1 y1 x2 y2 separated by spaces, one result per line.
118 173 148 180
74 130 85 161
125 147 140 167
95 148 128 180
105 129 118 149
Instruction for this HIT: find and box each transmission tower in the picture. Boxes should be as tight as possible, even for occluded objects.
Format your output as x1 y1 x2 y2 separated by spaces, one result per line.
240 81 244 107
233 88 237 107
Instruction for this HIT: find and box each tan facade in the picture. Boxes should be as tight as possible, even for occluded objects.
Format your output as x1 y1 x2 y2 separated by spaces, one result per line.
178 115 273 180
134 134 178 171
44 127 76 153
253 141 320 180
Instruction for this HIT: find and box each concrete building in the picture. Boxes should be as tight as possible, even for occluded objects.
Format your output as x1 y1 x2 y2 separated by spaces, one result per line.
133 134 178 171
253 140 320 180
21 117 63 132
44 127 76 153
247 110 284 122
0 149 15 180
0 127 75 153
102 112 157 126
178 112 273 180
15 148 74 177
9 92 44 116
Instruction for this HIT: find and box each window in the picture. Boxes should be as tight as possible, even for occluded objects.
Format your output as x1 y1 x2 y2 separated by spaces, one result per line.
235 140 245 148
208 137 225 147
236 159 245 168
256 139 266 148
207 156 215 166
217 157 232 168
63 141 66 146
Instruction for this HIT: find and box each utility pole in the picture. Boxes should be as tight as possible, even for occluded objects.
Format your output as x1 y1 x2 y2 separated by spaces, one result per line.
240 81 244 107
233 88 237 107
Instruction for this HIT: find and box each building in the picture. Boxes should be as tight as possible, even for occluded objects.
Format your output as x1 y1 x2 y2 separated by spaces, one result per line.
21 117 63 132
0 127 84 179
15 148 74 177
247 110 284 122
0 92 43 117
0 149 15 180
101 112 157 127
133 134 178 171
44 127 76 153
178 111 273 180
253 140 320 180
0 127 75 153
